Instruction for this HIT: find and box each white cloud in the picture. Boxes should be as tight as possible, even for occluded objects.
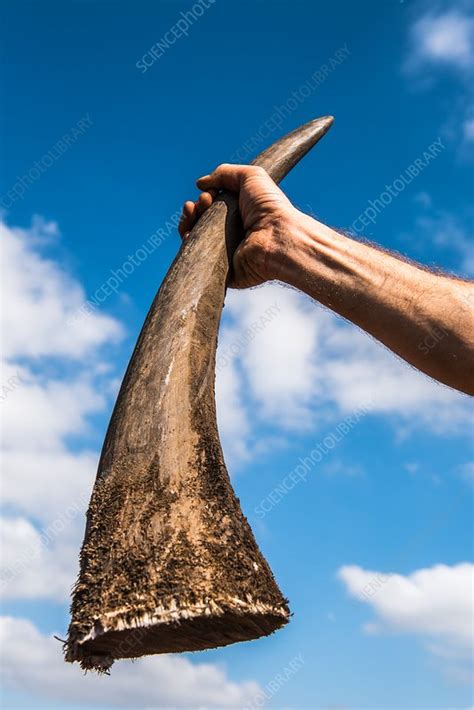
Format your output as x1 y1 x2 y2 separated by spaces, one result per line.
1 366 101 522
0 217 125 598
0 516 79 600
2 448 96 525
2 371 104 452
218 285 320 429
236 287 320 426
319 322 472 429
216 282 472 462
405 10 474 73
0 616 261 708
215 328 252 465
338 563 474 676
1 217 123 360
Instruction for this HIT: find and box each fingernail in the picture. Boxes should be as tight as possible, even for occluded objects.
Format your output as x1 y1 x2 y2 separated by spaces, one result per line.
184 231 190 239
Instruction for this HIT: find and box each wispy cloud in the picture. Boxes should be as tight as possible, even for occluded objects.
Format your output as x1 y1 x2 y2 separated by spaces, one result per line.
404 196 474 276
403 5 474 157
416 210 474 275
457 461 474 485
404 8 474 74
463 116 474 142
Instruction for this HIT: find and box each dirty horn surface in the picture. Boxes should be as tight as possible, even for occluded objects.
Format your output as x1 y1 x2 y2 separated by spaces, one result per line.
66 116 334 672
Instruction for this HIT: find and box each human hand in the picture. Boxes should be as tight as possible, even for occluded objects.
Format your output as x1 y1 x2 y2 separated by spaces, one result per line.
178 164 300 288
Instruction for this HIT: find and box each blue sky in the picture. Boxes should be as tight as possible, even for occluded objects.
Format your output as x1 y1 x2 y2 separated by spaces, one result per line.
0 0 473 708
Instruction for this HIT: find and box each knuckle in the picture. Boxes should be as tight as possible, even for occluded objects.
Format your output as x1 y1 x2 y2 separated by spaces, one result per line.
250 165 266 175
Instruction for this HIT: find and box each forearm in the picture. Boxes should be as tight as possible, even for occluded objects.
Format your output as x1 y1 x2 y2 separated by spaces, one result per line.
274 212 474 395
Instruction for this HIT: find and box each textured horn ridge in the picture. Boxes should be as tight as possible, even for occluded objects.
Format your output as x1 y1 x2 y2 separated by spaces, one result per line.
66 116 334 672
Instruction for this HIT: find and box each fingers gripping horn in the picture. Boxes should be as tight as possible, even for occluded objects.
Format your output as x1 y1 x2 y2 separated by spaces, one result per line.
66 116 334 672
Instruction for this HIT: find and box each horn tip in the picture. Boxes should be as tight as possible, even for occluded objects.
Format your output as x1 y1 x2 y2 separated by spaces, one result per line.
314 115 334 130
300 115 334 144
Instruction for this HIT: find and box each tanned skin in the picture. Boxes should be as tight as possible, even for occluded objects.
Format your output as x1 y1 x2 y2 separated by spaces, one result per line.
178 164 474 396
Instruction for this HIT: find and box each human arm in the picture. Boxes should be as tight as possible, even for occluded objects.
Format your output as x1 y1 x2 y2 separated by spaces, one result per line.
179 164 474 395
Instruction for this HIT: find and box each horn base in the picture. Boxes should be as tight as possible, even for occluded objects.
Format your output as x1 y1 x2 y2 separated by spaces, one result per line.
67 602 289 672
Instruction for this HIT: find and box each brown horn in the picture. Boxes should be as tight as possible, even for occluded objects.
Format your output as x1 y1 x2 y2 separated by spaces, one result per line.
66 116 334 672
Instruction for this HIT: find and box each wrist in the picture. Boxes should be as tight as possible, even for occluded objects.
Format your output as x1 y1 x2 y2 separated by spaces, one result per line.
268 208 334 288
